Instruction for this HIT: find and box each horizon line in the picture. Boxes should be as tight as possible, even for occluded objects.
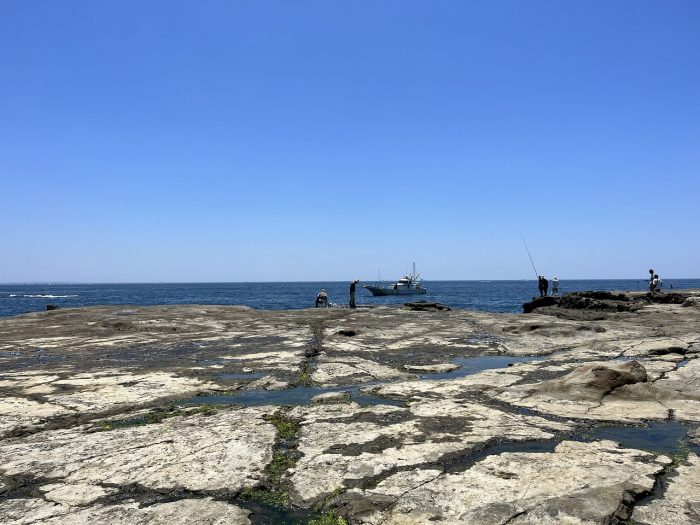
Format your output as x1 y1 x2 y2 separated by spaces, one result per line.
1 277 698 286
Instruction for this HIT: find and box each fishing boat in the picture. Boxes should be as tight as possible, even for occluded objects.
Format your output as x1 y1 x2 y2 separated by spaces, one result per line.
364 263 428 296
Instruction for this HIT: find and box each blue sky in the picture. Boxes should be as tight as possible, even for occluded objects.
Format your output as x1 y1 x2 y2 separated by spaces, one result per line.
1 1 698 282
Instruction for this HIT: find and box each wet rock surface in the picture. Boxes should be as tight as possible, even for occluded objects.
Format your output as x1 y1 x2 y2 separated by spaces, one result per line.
0 290 699 523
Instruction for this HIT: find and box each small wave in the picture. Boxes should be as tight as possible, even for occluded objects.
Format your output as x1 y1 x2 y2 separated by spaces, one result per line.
21 294 78 299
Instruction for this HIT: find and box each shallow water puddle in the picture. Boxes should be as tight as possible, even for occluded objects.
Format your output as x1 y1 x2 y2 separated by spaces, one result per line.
219 372 266 380
445 438 559 473
185 384 404 408
239 500 314 525
422 355 544 380
584 420 692 455
193 355 549 407
445 420 694 475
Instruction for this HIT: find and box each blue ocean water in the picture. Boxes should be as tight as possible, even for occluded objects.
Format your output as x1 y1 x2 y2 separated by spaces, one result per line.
1 279 698 318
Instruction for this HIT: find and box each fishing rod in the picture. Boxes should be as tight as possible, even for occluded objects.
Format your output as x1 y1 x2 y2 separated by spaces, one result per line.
520 233 539 279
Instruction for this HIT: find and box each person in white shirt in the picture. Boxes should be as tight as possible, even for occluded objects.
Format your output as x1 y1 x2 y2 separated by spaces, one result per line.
551 277 560 296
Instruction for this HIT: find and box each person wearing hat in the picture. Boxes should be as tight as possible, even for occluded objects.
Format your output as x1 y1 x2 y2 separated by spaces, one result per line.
315 289 328 308
551 276 559 296
349 279 359 308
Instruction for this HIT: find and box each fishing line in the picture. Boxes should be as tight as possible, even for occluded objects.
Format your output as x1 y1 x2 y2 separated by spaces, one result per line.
520 233 539 279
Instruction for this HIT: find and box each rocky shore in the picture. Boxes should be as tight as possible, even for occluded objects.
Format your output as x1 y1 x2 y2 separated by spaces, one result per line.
1 290 699 524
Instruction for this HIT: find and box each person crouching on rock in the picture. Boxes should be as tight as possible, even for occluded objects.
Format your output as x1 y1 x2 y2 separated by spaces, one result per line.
315 289 328 308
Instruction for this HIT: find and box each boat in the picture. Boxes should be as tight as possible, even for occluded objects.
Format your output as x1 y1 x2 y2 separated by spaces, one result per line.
363 263 428 296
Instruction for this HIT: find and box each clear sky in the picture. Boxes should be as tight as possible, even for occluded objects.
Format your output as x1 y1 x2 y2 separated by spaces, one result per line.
1 1 698 282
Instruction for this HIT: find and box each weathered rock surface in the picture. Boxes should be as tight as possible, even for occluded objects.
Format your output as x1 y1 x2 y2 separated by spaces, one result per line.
682 296 700 308
352 440 670 524
495 358 700 423
402 301 451 312
0 407 276 497
288 400 571 505
522 295 559 313
528 360 648 401
633 452 700 525
0 291 698 523
689 427 700 446
0 497 251 524
311 391 351 404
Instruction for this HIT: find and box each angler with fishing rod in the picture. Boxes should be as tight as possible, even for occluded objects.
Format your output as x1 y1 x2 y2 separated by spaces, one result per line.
521 234 558 297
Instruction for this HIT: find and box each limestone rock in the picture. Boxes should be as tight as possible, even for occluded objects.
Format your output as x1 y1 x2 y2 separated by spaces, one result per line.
2 298 700 523
312 356 413 386
0 497 251 525
682 297 700 308
530 360 648 402
287 400 571 505
356 440 669 524
402 301 452 312
633 452 700 525
41 483 118 506
311 391 351 404
0 396 72 437
245 375 289 390
0 369 218 436
688 427 700 446
523 296 559 313
0 407 276 494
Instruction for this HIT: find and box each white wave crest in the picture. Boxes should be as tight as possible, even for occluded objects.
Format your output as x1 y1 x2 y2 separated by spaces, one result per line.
22 294 78 299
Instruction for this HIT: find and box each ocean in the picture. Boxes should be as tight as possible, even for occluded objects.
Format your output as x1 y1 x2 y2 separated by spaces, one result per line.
1 279 698 318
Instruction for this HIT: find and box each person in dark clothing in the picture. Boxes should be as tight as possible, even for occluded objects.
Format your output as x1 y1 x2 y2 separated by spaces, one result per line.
537 276 545 297
649 269 655 292
349 279 359 308
542 276 549 296
315 289 328 308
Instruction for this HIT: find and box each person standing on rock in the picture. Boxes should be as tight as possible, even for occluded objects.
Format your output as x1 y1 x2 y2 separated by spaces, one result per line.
648 269 655 292
537 276 544 297
349 279 359 308
551 277 559 296
542 276 549 297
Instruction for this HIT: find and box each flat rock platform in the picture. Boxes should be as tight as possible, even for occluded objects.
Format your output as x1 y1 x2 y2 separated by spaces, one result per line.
1 290 699 524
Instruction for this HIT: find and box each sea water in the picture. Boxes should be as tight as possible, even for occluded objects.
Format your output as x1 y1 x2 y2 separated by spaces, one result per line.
1 279 699 317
